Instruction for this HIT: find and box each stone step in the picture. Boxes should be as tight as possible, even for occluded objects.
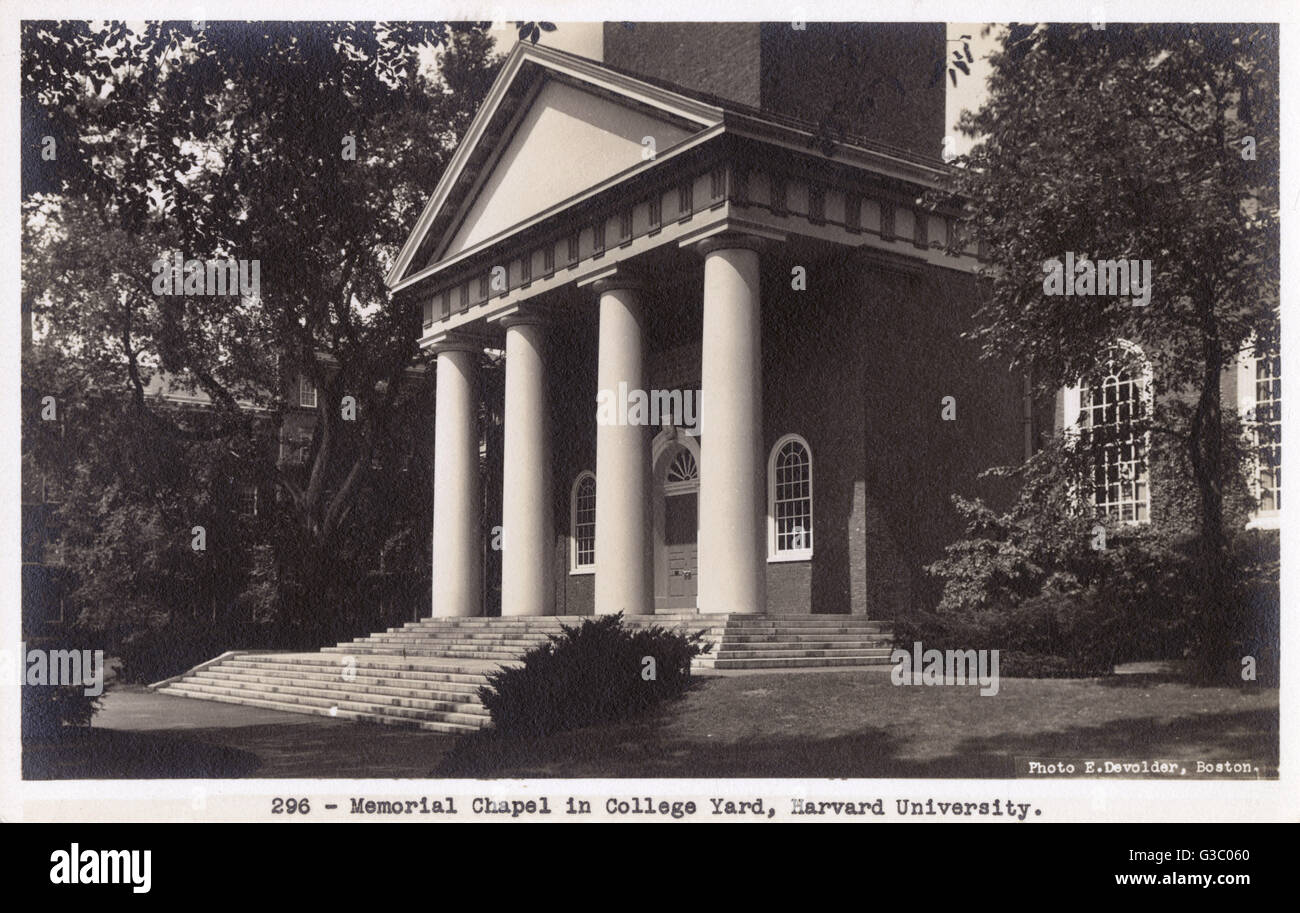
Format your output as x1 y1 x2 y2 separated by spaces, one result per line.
715 647 894 659
181 674 490 716
232 654 507 680
322 644 527 661
215 663 487 693
163 679 488 726
714 643 892 654
382 630 558 640
728 626 889 632
193 669 487 706
353 635 552 649
728 621 889 628
396 619 580 628
377 632 559 647
720 634 893 645
711 655 894 669
157 686 481 733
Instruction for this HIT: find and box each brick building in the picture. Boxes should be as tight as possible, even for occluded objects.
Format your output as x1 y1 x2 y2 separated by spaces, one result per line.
387 24 1030 618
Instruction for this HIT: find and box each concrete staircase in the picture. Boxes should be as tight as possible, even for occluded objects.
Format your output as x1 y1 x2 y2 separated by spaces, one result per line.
154 613 893 732
707 614 894 670
644 611 893 670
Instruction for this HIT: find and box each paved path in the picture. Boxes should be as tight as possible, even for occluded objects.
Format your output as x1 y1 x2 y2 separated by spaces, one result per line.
25 688 460 779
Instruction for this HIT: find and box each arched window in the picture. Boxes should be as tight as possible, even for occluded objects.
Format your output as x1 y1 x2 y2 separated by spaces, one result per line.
570 471 596 573
768 434 813 560
1080 344 1151 523
664 447 699 494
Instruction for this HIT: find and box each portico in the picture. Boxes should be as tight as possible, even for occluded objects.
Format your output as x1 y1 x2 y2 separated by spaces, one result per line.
385 41 981 619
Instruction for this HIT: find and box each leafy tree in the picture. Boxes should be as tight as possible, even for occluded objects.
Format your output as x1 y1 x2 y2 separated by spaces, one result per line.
946 24 1279 680
22 21 505 646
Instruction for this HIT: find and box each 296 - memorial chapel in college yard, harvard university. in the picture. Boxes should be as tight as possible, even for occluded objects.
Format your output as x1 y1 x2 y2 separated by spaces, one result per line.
387 23 1018 620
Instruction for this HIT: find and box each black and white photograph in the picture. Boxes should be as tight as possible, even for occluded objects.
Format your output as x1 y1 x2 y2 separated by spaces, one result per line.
4 2 1295 850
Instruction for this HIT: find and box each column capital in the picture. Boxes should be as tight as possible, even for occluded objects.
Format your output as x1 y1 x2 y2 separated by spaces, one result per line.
689 231 772 257
579 264 644 295
487 303 553 329
427 329 492 355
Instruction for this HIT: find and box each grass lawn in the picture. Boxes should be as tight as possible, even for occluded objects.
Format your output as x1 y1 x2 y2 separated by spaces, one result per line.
23 687 461 779
436 671 1279 779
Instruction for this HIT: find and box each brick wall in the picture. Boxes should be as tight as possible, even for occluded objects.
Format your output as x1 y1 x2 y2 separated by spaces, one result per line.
760 22 946 158
602 22 946 160
851 261 1025 615
602 22 762 108
549 306 600 615
533 248 1021 619
761 249 866 615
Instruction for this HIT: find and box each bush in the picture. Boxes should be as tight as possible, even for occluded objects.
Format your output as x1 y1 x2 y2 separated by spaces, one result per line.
19 636 107 738
1221 528 1280 685
22 684 102 740
998 652 1091 679
913 440 1277 677
115 617 227 684
478 613 710 737
896 605 1113 679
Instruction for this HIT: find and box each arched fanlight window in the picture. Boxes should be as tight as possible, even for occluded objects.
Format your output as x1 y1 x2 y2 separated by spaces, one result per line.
570 471 596 573
768 434 813 560
664 448 699 494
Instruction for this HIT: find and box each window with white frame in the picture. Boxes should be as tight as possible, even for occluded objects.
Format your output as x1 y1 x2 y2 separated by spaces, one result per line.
1080 345 1150 523
1255 349 1281 513
299 374 318 409
570 471 596 573
768 434 813 559
285 429 313 465
238 484 259 518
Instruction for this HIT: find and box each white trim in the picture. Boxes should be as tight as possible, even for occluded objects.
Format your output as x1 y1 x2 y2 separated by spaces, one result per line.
1237 341 1282 527
238 484 259 518
568 470 596 575
767 433 814 561
298 374 317 409
1063 340 1153 525
386 42 724 289
651 429 702 610
652 428 702 485
392 124 726 296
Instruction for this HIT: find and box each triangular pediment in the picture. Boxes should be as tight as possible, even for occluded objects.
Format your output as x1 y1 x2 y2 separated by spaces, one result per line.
388 43 724 288
444 79 694 257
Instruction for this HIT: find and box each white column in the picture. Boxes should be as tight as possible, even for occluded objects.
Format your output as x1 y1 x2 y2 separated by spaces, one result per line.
697 237 766 614
594 278 652 615
500 317 554 616
431 344 482 617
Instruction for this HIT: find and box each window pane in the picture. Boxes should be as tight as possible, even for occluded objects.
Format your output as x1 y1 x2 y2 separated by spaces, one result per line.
1082 347 1149 522
574 475 596 567
1256 351 1281 512
772 439 812 553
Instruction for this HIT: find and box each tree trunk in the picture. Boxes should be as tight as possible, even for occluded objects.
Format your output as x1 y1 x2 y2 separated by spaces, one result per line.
1187 331 1236 682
